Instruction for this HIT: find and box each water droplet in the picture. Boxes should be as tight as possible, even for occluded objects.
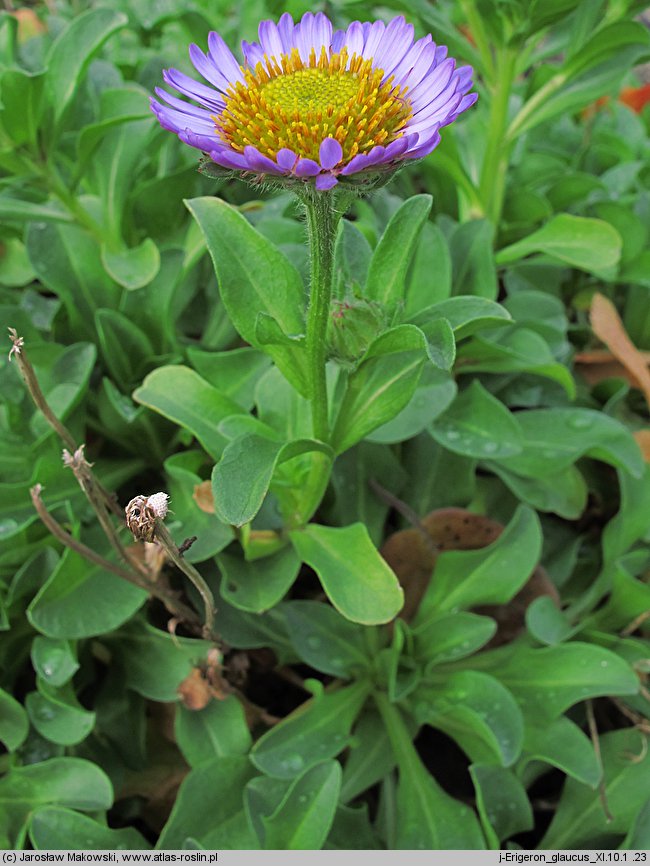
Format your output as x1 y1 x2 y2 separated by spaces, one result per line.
306 636 321 650
331 657 345 669
600 661 608 668
482 441 499 454
298 794 308 804
42 664 54 678
37 706 55 721
567 414 592 430
284 755 304 773
542 449 559 459
444 429 461 441
333 734 344 743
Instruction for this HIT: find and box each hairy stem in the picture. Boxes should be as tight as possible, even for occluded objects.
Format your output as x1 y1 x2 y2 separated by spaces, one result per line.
303 191 340 442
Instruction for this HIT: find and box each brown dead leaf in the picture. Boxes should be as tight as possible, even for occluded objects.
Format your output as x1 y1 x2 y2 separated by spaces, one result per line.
381 507 558 646
193 480 215 514
633 430 650 462
178 649 232 710
590 293 650 409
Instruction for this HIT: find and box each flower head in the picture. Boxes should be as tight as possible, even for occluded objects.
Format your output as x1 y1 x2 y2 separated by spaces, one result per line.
151 12 477 191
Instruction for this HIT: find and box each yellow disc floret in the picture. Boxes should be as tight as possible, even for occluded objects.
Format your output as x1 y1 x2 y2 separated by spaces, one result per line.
215 46 412 164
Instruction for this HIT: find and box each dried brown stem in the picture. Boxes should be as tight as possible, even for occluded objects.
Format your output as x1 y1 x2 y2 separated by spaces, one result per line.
621 609 650 637
154 518 216 639
30 485 201 628
63 446 148 578
8 328 122 519
586 700 613 823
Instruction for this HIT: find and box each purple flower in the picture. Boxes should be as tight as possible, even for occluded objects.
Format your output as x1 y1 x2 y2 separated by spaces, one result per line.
151 13 477 191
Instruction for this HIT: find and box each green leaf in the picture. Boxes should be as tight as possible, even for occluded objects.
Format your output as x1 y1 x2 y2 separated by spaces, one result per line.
218 547 301 613
212 434 331 527
290 523 403 625
261 761 341 850
187 347 272 411
31 637 79 687
326 803 381 850
521 718 601 787
255 313 310 397
541 729 650 848
133 366 244 460
157 757 257 849
30 807 150 851
0 197 73 224
496 215 622 277
365 194 432 307
186 197 305 348
412 612 497 669
456 328 576 397
391 720 484 848
429 380 523 458
28 547 146 639
494 408 644 479
95 308 155 389
487 462 587 520
414 672 524 767
91 118 154 243
0 687 28 752
417 506 541 616
404 221 452 316
492 643 639 722
450 220 497 299
250 681 369 779
26 687 95 747
0 758 113 848
283 601 371 677
175 697 252 767
470 765 533 847
621 798 650 850
367 367 456 445
101 238 160 290
603 465 650 564
0 69 44 147
46 8 127 126
331 325 429 454
111 622 210 703
26 222 120 338
411 296 511 339
334 219 372 293
340 711 400 804
526 596 576 645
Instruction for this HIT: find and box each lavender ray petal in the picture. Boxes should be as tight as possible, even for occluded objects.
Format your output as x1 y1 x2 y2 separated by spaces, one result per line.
207 31 244 84
154 88 220 119
331 28 346 54
277 13 295 52
210 148 250 170
163 68 224 110
276 148 298 170
404 128 441 160
179 129 223 151
241 40 265 67
315 174 339 190
389 35 432 89
152 101 218 134
340 153 373 175
319 137 343 170
258 19 283 59
189 43 231 92
343 21 364 58
361 20 384 59
312 12 333 54
294 157 321 177
243 145 286 175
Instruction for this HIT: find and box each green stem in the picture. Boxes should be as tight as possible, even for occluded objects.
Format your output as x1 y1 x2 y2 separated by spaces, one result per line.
302 191 340 442
478 47 518 226
374 691 419 771
459 0 496 85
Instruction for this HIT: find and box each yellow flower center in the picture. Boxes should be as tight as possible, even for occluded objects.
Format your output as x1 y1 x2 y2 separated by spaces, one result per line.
215 46 412 164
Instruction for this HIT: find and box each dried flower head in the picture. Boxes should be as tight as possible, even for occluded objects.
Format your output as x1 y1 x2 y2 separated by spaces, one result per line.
151 13 476 191
125 493 169 542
